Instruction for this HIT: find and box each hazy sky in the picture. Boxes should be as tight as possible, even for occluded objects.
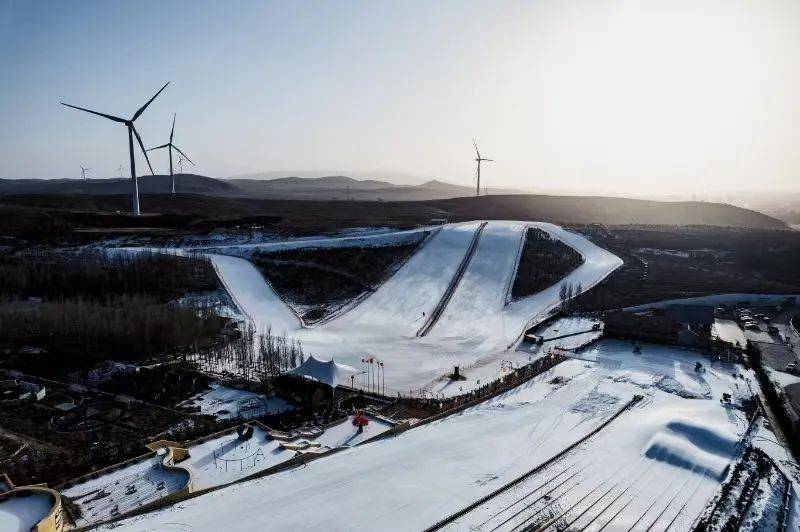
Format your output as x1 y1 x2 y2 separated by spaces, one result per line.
3 0 800 196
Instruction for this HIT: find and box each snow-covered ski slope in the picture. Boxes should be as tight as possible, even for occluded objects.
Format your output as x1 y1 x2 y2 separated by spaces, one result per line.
97 342 755 532
327 221 483 337
208 253 301 333
427 221 527 344
197 221 621 395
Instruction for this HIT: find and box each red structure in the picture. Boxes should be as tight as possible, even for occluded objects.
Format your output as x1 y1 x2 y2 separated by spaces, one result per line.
352 412 370 433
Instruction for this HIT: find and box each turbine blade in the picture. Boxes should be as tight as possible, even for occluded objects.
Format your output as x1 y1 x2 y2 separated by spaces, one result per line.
484 158 494 162
146 143 170 151
61 102 127 123
132 81 169 121
473 138 480 159
132 125 155 175
172 145 195 165
170 113 176 142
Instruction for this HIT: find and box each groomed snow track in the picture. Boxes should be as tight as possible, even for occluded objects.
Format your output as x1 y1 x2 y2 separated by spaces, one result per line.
416 221 488 337
423 394 643 532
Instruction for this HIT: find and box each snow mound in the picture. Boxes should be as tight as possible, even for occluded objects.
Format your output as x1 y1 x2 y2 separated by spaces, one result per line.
665 420 738 456
644 419 738 478
645 433 729 477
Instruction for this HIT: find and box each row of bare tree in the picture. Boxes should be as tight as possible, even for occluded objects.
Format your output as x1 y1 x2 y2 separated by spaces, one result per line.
188 325 305 381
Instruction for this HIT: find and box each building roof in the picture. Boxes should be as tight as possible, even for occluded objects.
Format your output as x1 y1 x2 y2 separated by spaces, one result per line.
286 356 358 388
663 305 715 326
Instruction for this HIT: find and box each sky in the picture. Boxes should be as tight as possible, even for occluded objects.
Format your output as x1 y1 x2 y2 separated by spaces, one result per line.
2 0 800 197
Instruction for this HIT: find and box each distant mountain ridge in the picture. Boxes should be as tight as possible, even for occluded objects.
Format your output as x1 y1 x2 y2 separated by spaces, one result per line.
0 174 238 196
0 174 789 230
0 173 524 201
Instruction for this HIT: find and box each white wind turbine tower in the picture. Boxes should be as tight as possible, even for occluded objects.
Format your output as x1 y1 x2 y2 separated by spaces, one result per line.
80 165 90 180
117 165 125 177
473 139 493 196
61 82 169 216
147 113 195 194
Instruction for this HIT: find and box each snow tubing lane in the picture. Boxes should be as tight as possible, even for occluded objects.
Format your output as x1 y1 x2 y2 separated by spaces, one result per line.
416 221 488 337
423 394 644 532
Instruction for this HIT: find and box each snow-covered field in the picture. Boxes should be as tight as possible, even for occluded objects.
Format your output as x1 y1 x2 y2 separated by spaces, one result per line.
179 382 294 421
58 415 391 526
765 367 800 390
712 318 747 348
62 454 190 526
0 492 54 532
98 341 755 532
203 221 622 396
185 416 393 490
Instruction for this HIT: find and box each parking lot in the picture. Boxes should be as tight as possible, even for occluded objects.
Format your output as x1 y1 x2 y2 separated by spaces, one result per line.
725 305 799 371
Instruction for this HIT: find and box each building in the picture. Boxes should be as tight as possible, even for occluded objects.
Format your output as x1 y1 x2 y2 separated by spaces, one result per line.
274 356 358 407
661 305 715 330
604 311 677 344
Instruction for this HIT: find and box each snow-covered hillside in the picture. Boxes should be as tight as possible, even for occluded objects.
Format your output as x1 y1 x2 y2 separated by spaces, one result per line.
196 221 622 396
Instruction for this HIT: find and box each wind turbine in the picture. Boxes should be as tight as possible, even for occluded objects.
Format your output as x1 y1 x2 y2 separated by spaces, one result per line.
177 156 186 174
473 139 493 197
117 164 124 177
147 114 194 194
61 82 169 215
80 165 90 180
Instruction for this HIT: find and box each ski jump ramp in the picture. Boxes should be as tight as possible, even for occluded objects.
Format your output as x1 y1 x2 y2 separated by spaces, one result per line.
202 221 622 396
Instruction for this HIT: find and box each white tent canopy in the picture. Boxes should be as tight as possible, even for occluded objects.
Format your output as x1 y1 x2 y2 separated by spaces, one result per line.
286 356 358 388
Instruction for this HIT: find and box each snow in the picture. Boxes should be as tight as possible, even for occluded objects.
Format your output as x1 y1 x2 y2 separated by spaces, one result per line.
199 221 621 397
766 368 800 390
195 226 431 258
427 221 527 344
62 455 189 526
328 221 482 335
178 416 393 491
0 493 54 532
179 382 293 421
207 253 301 333
750 417 800 530
97 341 748 532
712 318 747 348
517 316 604 359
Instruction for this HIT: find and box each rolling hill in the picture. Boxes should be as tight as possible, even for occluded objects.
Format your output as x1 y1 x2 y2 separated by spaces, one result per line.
0 192 788 241
0 174 526 202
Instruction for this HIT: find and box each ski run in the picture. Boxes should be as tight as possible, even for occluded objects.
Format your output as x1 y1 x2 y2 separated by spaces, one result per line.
204 220 622 396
